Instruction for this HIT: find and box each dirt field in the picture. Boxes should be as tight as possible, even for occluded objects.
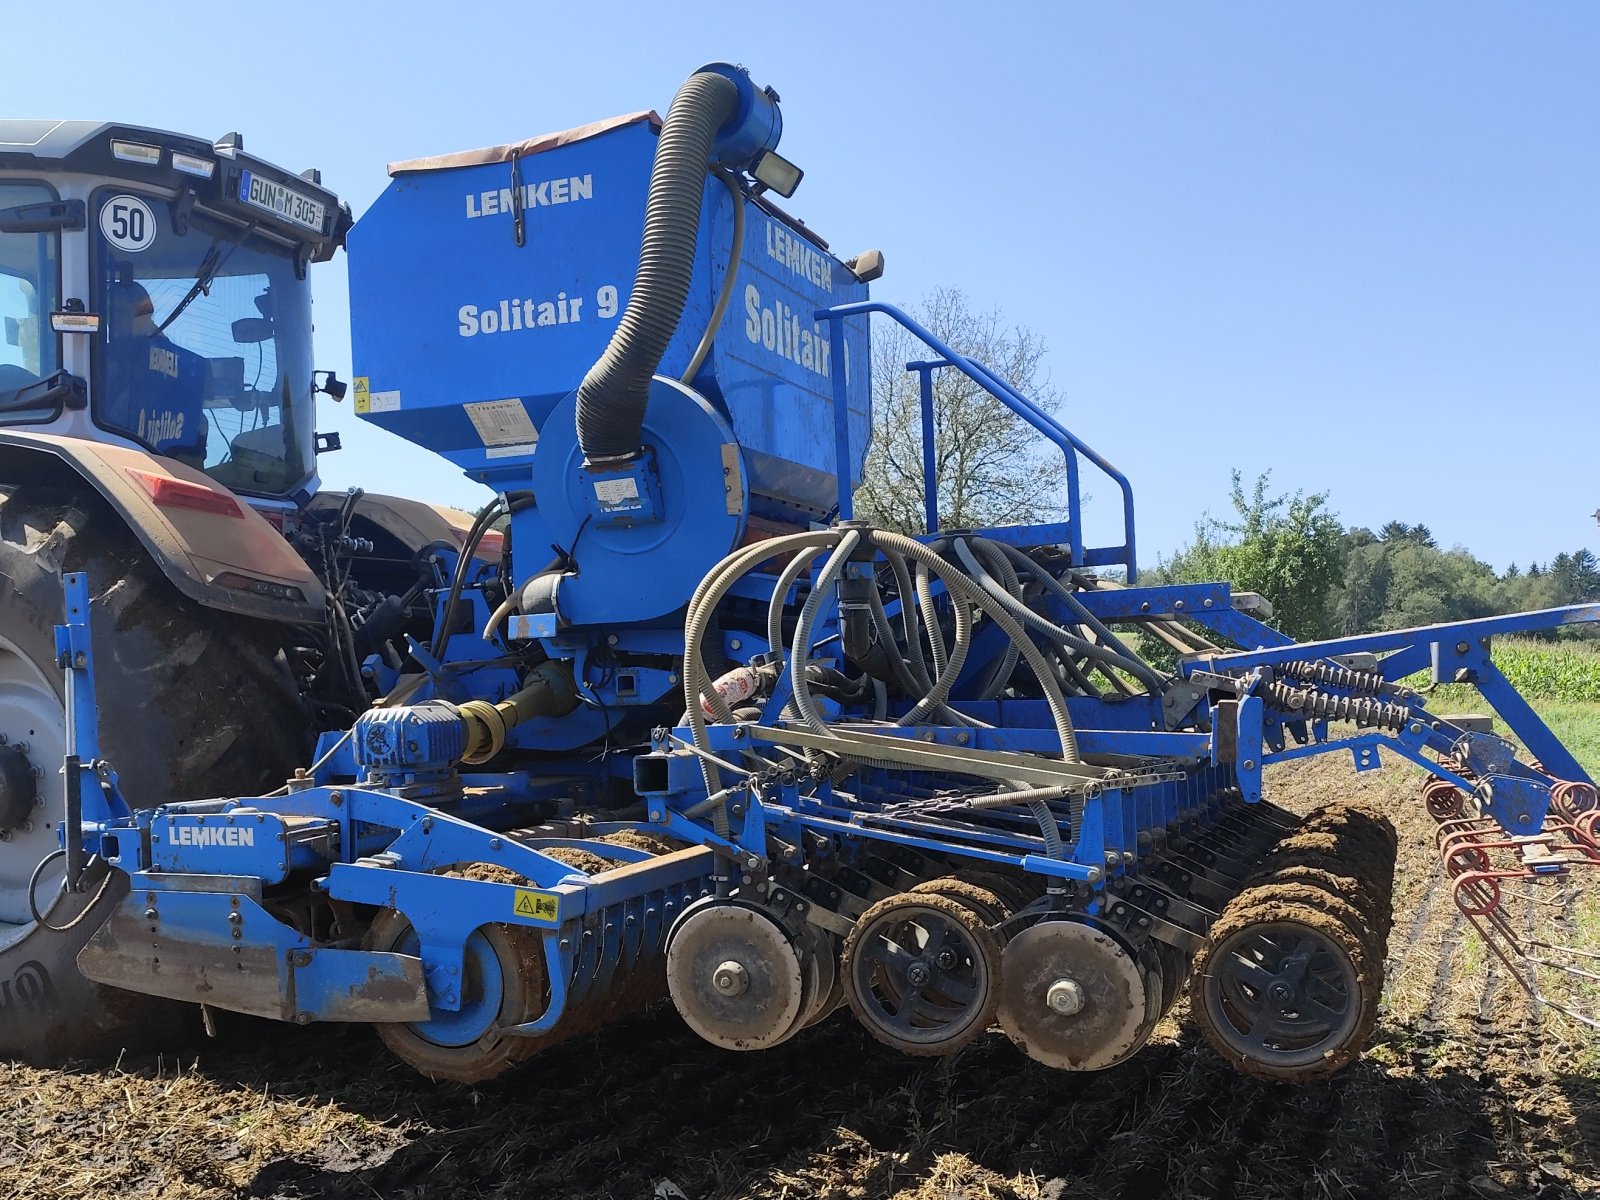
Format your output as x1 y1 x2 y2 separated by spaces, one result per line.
4 755 1598 1200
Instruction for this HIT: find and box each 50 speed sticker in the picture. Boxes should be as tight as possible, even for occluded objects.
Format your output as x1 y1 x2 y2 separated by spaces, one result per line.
100 194 157 253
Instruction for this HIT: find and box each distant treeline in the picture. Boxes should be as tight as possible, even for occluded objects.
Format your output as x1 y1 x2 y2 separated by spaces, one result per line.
1147 472 1599 642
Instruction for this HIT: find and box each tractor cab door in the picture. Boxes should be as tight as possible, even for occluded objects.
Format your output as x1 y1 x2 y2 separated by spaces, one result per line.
0 181 63 420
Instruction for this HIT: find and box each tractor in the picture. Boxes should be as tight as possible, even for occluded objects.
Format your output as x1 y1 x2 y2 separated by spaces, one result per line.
0 119 480 1055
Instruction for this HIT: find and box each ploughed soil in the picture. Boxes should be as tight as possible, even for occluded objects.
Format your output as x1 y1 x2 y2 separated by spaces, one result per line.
4 756 1599 1200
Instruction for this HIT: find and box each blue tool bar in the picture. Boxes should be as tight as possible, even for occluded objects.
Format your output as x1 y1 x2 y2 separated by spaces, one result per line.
815 301 1138 577
1183 604 1600 674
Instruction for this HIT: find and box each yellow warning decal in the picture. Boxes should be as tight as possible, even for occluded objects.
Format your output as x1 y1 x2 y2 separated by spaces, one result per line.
352 376 371 414
512 888 559 922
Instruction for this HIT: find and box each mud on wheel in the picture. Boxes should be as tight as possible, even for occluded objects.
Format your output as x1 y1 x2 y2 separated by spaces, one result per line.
842 891 1002 1057
0 488 306 1063
1192 898 1381 1083
365 865 549 1084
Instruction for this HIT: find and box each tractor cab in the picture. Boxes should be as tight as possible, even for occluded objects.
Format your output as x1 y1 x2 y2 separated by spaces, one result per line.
0 122 348 502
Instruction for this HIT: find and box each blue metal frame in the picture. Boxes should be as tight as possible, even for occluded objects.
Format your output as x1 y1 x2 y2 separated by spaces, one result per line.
817 301 1139 579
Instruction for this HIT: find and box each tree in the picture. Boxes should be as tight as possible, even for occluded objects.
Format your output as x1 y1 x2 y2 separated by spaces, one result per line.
1550 550 1600 603
1378 521 1436 549
854 288 1067 534
1333 539 1390 633
1157 471 1345 640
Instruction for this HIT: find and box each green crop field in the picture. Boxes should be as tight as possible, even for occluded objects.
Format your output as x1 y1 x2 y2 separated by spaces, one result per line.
1401 636 1600 773
1410 635 1600 704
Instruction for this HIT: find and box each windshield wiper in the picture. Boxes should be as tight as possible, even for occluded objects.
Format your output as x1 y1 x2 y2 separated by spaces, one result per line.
155 220 259 335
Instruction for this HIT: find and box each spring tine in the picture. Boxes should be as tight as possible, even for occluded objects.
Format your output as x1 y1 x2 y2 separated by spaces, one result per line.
595 908 623 990
569 922 600 1005
1523 957 1600 984
1525 939 1600 962
1494 888 1570 909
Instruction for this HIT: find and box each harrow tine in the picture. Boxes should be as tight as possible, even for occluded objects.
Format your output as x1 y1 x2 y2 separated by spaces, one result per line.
1435 783 1600 1031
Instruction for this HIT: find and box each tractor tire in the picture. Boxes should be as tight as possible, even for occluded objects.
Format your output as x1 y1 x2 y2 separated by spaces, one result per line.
0 486 308 1063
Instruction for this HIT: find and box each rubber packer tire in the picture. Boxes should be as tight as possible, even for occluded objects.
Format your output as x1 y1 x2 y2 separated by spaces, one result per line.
0 488 306 1063
365 906 547 1084
1192 898 1380 1083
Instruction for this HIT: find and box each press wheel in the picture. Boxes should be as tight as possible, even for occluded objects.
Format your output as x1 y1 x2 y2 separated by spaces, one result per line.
841 891 1002 1057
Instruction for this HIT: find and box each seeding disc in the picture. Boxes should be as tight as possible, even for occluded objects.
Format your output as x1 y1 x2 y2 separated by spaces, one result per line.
1154 940 1190 1017
666 901 807 1050
997 920 1147 1071
798 923 843 1028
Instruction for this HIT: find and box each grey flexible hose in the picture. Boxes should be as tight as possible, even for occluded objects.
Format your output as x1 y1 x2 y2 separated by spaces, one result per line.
768 544 829 667
915 560 948 677
788 531 862 739
883 548 933 691
964 540 1022 699
873 531 1081 763
576 70 739 464
895 565 974 728
683 531 845 801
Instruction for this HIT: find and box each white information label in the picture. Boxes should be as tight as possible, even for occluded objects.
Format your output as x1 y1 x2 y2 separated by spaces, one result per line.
366 390 401 414
100 194 157 252
594 477 640 506
464 397 539 447
484 442 539 459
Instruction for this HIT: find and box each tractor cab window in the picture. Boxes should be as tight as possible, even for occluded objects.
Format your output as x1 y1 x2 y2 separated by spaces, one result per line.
0 183 61 421
92 189 315 497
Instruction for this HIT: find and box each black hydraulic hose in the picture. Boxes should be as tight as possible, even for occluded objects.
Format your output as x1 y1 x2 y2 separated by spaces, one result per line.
954 538 1162 691
996 543 1166 690
576 70 740 465
430 498 506 659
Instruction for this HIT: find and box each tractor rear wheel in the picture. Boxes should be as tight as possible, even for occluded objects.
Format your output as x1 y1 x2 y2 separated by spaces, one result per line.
0 487 308 1063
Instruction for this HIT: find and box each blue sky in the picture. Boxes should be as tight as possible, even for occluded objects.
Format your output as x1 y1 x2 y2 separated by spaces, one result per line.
7 2 1596 572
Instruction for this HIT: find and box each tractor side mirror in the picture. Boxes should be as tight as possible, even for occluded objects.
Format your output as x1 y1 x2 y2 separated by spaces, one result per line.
314 370 347 401
232 317 273 344
0 199 85 233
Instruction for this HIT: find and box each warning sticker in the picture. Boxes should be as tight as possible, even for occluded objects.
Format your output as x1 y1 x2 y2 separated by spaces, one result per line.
352 376 370 411
512 888 559 922
464 397 539 447
366 390 400 414
593 477 640 507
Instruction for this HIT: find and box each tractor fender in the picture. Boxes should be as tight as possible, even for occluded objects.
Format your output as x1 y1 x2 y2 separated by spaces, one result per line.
0 431 324 623
307 490 502 561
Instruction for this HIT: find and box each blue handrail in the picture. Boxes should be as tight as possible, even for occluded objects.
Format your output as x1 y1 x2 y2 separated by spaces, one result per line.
816 300 1138 580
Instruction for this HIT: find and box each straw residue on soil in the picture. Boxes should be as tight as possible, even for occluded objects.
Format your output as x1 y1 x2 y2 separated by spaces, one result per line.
3 755 1599 1199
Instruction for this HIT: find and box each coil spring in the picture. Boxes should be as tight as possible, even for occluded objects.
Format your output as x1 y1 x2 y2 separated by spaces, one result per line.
1279 660 1411 700
1261 680 1412 733
1422 774 1465 821
1552 779 1599 817
1514 759 1595 818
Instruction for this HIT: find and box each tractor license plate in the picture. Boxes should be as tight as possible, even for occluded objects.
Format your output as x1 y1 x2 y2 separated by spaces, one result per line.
238 170 325 233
